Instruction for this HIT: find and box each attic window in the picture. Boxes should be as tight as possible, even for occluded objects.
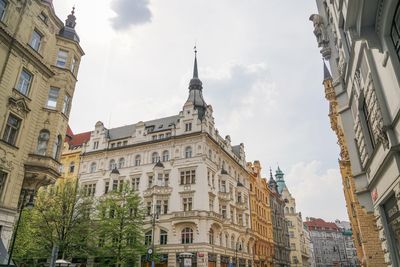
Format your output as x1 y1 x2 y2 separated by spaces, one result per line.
39 12 48 23
168 123 173 127
146 126 155 132
159 124 163 128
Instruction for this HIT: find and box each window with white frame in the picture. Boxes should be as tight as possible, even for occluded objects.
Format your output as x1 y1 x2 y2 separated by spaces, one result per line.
109 159 116 170
56 50 68 68
36 129 50 155
118 158 125 169
135 155 141 166
62 94 71 116
29 29 42 51
16 69 32 96
90 162 97 173
183 197 192 211
209 229 214 244
180 169 196 185
162 150 169 162
71 57 77 73
155 200 162 214
163 200 168 214
148 175 153 188
112 178 124 192
104 181 109 194
185 146 192 158
83 183 96 197
151 152 159 163
93 141 99 149
185 123 192 132
132 177 140 191
0 0 7 21
46 87 59 109
144 230 152 246
181 227 193 244
160 230 168 245
52 135 62 160
0 171 7 199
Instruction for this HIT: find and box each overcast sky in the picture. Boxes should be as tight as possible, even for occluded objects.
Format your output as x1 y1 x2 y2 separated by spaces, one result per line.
54 0 347 222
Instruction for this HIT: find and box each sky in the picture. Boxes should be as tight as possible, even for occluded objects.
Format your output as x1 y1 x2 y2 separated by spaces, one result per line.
54 0 347 221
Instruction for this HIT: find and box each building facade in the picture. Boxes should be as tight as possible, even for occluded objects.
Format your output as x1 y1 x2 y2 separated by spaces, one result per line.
248 161 274 267
0 0 83 249
268 173 290 267
335 220 359 266
305 218 352 267
311 0 400 265
79 54 256 267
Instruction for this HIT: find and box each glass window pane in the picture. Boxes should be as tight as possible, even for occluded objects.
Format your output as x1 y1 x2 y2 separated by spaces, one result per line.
47 87 59 109
30 30 42 51
0 0 7 21
16 69 32 95
56 50 68 68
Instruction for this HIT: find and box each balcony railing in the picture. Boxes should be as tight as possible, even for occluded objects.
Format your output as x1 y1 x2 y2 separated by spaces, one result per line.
143 185 172 197
218 191 231 202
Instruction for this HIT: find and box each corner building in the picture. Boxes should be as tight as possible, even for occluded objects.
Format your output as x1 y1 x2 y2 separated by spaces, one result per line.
311 0 400 265
79 54 255 267
0 0 84 248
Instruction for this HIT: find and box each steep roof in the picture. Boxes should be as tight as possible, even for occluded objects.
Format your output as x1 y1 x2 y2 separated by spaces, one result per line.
232 145 241 158
68 131 91 148
107 115 180 140
305 218 340 231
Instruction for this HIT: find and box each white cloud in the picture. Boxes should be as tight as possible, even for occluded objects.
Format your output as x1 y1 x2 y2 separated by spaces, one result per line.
285 161 348 222
110 0 152 30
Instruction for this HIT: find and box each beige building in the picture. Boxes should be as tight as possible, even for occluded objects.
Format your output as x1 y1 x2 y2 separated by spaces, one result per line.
0 0 83 250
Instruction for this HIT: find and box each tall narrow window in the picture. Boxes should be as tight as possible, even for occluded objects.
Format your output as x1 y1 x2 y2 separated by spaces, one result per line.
183 197 193 211
90 162 97 173
181 228 193 244
132 177 140 191
162 150 169 162
160 230 168 245
209 229 214 244
3 114 21 145
163 200 168 214
361 97 376 151
36 129 50 155
56 50 68 68
185 146 192 158
71 57 77 73
52 135 62 159
0 0 7 21
62 94 71 116
185 123 192 132
0 171 6 199
29 30 42 51
151 152 159 163
391 2 400 62
135 155 141 166
69 162 75 173
46 87 59 109
109 159 116 170
145 230 152 246
93 141 99 149
118 158 125 169
16 69 32 96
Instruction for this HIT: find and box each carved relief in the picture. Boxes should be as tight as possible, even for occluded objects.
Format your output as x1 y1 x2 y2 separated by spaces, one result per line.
309 14 331 59
7 97 31 117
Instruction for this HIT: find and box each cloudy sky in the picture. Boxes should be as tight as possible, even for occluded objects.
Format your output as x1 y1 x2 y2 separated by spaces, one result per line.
54 0 347 221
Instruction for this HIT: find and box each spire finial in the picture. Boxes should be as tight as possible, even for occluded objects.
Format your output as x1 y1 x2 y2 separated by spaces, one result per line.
193 45 198 79
72 5 75 15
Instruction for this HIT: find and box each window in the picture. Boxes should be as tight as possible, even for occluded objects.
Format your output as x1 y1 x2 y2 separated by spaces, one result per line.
36 129 50 155
209 229 214 244
183 197 193 211
162 150 169 162
29 30 42 51
145 230 152 246
0 0 7 21
83 183 96 197
152 135 157 141
113 179 124 192
151 152 159 163
105 181 110 194
155 200 162 214
146 202 152 215
123 140 128 146
220 180 226 192
361 97 376 151
52 135 62 160
163 200 168 214
109 159 116 170
135 155 141 166
148 175 153 188
16 69 32 96
185 146 192 158
160 230 168 245
185 123 192 132
159 134 164 139
0 171 7 198
391 3 400 62
90 162 97 173
132 177 140 191
208 149 212 159
209 198 214 211
56 50 68 68
93 141 99 149
181 228 193 244
166 132 171 138
118 158 125 169
62 94 71 116
38 12 47 23
46 87 59 109
69 162 75 173
180 170 196 185
71 57 77 73
231 235 235 249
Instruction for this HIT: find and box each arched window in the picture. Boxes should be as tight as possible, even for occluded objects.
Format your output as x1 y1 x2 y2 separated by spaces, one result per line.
118 158 125 169
219 234 223 246
151 152 159 163
135 155 141 166
160 230 168 245
285 207 289 213
69 162 75 173
209 229 214 244
144 230 152 246
185 146 192 158
181 227 193 244
52 135 62 159
231 235 235 249
36 129 50 155
109 159 116 170
90 162 97 173
162 150 169 162
290 207 294 213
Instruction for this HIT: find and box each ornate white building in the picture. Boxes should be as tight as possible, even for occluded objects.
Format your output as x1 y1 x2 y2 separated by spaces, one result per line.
78 52 255 267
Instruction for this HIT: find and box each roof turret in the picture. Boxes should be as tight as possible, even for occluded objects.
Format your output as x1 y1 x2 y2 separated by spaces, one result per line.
268 167 278 193
275 166 287 194
59 7 80 43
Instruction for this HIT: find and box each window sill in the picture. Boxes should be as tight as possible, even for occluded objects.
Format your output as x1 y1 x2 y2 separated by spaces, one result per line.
42 107 58 113
0 139 19 150
26 43 43 59
12 88 32 102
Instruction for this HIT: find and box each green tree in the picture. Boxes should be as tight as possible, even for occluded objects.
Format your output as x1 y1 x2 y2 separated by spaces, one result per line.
14 178 94 263
94 183 145 266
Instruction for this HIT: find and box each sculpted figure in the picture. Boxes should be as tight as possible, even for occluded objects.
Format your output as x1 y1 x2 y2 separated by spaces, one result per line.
309 14 329 47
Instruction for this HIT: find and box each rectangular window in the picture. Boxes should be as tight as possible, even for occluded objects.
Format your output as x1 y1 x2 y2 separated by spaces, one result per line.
180 170 196 185
3 114 21 145
38 12 48 23
209 198 214 211
71 57 77 73
160 231 168 245
148 175 153 188
163 200 168 214
16 69 32 96
84 183 96 197
146 202 152 216
0 0 7 21
29 30 42 51
166 132 171 138
56 50 68 68
152 135 157 141
155 200 162 214
183 197 192 211
0 171 7 198
104 181 109 194
185 123 192 132
391 4 400 62
62 94 71 115
220 205 227 218
132 177 140 191
93 141 99 149
361 97 376 151
46 87 59 109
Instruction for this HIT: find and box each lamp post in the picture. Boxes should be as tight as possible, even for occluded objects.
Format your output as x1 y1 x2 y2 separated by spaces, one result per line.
235 242 242 267
7 189 35 266
150 208 159 267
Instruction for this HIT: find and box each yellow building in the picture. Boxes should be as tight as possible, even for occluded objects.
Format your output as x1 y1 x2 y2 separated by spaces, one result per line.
248 161 274 267
60 126 90 180
0 0 84 249
323 63 385 266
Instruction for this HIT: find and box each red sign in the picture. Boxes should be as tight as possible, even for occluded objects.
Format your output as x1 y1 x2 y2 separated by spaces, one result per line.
197 252 204 257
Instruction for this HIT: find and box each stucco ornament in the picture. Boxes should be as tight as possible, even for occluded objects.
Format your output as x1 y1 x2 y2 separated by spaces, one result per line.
338 49 347 79
309 14 329 48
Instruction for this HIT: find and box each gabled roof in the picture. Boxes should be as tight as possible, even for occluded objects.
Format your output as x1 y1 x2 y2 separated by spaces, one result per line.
67 131 91 148
304 218 340 231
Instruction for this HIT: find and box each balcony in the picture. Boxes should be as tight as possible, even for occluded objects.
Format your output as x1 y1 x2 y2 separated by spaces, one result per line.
218 191 231 202
143 185 172 197
173 210 199 218
24 153 60 188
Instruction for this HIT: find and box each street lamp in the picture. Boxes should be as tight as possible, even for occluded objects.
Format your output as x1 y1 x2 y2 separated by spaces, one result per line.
7 189 35 266
149 208 159 267
235 242 242 267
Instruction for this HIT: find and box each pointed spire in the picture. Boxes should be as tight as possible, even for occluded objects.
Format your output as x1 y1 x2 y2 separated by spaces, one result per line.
66 6 77 28
193 46 198 78
275 166 287 194
323 60 332 81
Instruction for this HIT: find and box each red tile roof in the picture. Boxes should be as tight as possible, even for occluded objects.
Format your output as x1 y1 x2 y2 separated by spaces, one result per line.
65 126 91 148
304 218 340 231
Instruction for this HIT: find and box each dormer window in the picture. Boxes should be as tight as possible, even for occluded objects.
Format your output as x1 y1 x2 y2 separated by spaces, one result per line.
185 123 192 132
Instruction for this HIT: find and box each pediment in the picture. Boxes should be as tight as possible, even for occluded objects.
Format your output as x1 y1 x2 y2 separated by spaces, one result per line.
8 97 31 116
